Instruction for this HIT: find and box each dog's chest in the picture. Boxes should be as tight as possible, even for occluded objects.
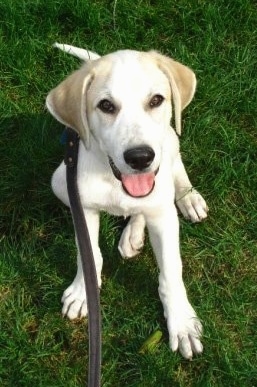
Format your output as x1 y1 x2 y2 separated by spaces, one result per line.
77 166 174 218
78 173 150 216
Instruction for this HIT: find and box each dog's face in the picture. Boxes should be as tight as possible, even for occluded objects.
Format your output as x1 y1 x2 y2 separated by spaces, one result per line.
47 49 196 197
86 51 173 197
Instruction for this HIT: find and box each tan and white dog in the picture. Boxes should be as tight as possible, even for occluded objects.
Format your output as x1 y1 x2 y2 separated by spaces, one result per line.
46 44 208 359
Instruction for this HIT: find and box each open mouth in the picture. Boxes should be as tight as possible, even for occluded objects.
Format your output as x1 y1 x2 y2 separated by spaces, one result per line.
109 157 158 198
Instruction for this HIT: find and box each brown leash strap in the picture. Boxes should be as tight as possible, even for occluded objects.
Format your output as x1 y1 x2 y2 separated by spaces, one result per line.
65 127 101 387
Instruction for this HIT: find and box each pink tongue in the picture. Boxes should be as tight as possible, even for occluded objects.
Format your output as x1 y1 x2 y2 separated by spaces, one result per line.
121 172 155 197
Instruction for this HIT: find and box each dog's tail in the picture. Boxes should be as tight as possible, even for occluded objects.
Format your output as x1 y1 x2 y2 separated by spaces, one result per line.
53 43 100 61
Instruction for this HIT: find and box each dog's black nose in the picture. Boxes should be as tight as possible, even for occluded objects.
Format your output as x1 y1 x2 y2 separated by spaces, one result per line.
124 146 155 171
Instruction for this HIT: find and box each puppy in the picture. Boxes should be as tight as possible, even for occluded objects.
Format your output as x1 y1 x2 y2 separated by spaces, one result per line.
46 44 208 359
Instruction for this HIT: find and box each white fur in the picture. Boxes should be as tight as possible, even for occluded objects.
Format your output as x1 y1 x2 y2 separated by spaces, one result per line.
47 46 208 359
53 42 100 61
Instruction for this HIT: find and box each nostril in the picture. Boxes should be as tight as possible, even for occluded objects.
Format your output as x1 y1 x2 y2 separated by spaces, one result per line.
124 146 155 171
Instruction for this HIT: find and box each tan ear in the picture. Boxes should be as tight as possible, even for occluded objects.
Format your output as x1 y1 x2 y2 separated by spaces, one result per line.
46 66 94 148
150 51 196 135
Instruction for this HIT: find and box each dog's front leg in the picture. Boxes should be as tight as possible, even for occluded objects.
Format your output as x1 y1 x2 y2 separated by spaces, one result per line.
62 208 103 320
146 208 203 359
173 154 208 222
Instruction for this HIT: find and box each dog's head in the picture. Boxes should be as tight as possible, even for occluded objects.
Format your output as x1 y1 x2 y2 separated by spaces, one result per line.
46 46 196 198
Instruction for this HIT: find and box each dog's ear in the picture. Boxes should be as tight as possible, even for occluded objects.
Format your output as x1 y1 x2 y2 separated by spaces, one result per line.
46 66 94 148
150 51 196 135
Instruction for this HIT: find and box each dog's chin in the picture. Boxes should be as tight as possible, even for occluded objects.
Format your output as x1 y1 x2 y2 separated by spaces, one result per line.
108 157 158 198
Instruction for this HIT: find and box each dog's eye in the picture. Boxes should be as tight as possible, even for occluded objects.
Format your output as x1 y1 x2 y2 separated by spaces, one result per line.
149 94 164 108
97 99 116 114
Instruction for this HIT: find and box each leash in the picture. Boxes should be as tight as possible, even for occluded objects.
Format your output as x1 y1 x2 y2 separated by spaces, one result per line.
64 127 101 387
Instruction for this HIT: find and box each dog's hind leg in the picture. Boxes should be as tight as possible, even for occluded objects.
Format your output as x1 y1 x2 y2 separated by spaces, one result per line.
173 154 208 223
118 214 145 258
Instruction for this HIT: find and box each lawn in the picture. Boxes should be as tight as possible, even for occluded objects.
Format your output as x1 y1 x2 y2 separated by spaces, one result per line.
0 0 257 385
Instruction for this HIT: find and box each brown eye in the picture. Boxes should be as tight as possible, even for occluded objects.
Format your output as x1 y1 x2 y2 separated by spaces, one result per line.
97 99 116 114
149 94 164 108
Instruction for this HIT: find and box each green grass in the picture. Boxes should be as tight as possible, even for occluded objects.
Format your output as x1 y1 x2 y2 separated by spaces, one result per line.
1 0 257 385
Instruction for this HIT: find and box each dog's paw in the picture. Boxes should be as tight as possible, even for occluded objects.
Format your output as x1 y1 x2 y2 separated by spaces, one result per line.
118 217 145 258
176 188 208 223
168 306 203 360
61 280 87 320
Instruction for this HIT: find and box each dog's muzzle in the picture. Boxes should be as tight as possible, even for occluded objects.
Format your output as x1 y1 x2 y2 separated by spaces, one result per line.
108 148 158 198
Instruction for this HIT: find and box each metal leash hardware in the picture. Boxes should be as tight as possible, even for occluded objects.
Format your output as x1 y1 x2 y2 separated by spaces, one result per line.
64 127 101 387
